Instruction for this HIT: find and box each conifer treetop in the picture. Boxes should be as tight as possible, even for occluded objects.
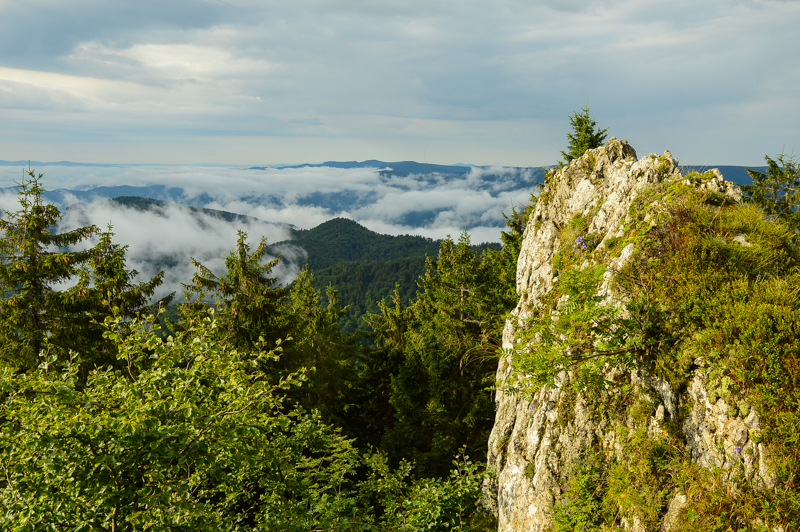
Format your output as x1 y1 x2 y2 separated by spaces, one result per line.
560 104 608 165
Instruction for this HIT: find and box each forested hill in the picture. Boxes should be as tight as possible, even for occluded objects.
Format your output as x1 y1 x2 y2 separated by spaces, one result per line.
271 217 501 332
271 217 442 269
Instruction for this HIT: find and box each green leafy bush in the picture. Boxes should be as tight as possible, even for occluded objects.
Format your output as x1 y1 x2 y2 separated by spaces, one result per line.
0 313 495 531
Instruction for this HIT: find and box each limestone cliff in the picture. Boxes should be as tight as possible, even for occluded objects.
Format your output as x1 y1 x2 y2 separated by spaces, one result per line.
484 139 779 531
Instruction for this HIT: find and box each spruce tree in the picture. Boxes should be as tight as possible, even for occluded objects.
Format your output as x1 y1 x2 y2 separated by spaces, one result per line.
64 226 171 369
354 288 408 449
0 169 97 370
284 267 359 426
373 232 510 475
561 104 608 165
183 230 290 352
744 151 800 228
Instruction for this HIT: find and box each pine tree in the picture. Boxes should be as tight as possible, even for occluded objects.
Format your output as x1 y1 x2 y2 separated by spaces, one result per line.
744 151 800 228
560 104 608 165
0 169 97 370
64 226 172 369
375 232 510 475
182 230 290 351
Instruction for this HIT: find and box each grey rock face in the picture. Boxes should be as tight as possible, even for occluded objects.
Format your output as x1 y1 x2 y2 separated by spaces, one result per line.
484 139 759 531
682 371 772 488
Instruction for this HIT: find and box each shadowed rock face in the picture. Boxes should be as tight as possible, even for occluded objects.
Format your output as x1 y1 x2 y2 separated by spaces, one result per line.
484 138 759 531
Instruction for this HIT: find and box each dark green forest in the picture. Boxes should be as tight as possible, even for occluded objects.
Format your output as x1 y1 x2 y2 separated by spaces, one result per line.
311 255 428 333
0 169 530 530
273 218 501 333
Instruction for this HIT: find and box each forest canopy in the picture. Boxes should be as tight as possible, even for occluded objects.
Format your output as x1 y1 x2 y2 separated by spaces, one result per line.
0 168 530 531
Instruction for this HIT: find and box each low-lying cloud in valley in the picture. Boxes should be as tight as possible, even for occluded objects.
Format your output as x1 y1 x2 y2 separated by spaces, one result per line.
0 162 540 297
59 199 300 301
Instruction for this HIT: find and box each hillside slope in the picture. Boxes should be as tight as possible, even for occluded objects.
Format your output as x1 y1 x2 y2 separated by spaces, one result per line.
269 217 442 270
271 218 501 331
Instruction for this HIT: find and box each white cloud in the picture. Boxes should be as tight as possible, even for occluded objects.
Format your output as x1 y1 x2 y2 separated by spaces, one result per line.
56 199 295 300
0 189 19 217
1 161 538 299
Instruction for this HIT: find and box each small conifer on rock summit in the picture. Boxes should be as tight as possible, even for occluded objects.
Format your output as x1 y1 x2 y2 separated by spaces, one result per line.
561 103 608 165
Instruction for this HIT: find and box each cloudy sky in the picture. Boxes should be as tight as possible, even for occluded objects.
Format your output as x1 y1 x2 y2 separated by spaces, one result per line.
1 0 798 167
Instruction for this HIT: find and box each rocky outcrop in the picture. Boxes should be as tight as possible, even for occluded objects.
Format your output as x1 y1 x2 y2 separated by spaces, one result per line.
484 139 766 531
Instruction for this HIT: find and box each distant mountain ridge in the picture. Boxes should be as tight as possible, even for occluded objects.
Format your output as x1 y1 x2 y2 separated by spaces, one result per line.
268 160 476 177
0 158 767 185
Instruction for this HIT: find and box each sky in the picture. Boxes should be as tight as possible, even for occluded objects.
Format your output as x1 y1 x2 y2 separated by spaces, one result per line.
1 0 798 167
